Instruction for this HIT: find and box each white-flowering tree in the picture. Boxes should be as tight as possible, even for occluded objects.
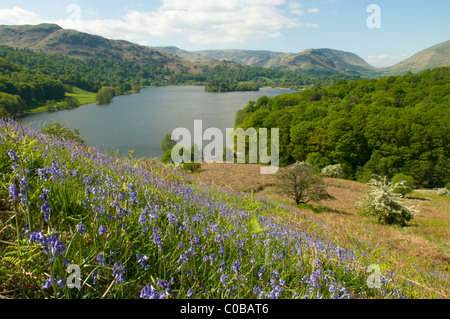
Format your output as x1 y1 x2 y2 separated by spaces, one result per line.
321 164 343 178
357 176 418 226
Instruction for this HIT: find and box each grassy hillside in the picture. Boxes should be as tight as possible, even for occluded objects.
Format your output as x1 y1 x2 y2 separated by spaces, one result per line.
1 118 447 299
194 163 449 300
157 47 378 75
0 24 189 71
389 40 450 75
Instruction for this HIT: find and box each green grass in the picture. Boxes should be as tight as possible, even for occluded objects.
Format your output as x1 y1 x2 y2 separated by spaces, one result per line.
65 87 97 105
25 87 97 114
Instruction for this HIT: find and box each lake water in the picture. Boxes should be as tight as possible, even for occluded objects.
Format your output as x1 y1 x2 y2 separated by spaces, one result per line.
21 86 296 159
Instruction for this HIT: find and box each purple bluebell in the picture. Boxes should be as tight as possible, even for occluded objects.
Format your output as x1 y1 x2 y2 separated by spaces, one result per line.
99 225 106 235
136 254 149 270
112 262 126 283
76 221 85 234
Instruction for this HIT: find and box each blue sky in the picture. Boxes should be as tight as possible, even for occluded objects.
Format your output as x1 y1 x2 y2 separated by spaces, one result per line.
0 0 448 67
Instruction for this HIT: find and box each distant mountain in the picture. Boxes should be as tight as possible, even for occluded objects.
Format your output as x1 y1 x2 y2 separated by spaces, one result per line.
388 40 450 74
155 46 379 75
0 23 191 71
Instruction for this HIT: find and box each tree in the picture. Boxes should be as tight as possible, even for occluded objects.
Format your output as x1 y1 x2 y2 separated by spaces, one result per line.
161 133 176 153
95 87 115 104
357 176 418 226
391 173 415 197
275 161 332 205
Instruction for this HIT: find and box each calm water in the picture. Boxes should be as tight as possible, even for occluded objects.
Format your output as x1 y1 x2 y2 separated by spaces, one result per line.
21 86 296 159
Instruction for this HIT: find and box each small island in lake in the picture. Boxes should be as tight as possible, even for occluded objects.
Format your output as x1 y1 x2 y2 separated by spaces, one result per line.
204 80 260 92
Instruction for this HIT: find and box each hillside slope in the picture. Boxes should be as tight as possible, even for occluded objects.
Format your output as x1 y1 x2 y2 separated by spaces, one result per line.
388 40 450 74
157 46 378 75
0 23 190 70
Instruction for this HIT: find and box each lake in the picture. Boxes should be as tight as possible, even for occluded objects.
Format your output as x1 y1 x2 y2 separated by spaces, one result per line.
21 86 297 159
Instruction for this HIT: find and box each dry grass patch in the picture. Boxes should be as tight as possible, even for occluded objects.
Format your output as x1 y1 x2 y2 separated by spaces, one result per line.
192 162 450 298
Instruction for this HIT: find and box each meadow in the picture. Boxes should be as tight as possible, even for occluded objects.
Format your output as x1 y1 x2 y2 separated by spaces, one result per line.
0 118 448 299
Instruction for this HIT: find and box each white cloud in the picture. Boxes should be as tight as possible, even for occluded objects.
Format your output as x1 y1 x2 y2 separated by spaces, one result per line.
307 8 320 13
366 53 409 67
0 7 42 25
0 1 319 46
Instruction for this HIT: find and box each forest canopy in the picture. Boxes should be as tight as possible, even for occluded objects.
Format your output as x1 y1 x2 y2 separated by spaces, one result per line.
235 67 450 188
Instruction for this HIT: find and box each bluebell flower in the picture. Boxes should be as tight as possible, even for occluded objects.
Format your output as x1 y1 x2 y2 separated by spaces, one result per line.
76 221 85 234
99 225 106 235
220 274 228 287
140 285 166 299
136 254 149 270
40 201 51 221
97 253 105 266
8 183 18 201
187 287 195 298
42 276 53 289
232 259 241 274
112 262 126 283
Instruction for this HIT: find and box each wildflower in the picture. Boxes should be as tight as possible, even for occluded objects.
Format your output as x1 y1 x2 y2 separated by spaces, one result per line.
97 253 105 266
42 276 53 289
151 227 163 250
158 280 170 296
8 183 18 201
40 201 51 221
92 272 98 286
258 267 265 280
187 287 195 298
76 221 85 234
7 149 19 162
136 254 149 270
98 225 106 235
139 210 147 225
140 285 166 299
112 262 126 283
39 188 50 201
220 274 228 287
232 259 241 274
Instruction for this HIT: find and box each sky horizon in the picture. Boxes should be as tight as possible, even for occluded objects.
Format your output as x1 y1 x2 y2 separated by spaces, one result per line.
0 0 448 68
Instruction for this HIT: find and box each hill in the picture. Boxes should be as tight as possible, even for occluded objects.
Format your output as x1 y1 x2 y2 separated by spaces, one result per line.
0 118 448 300
389 40 450 74
156 46 379 75
0 23 190 71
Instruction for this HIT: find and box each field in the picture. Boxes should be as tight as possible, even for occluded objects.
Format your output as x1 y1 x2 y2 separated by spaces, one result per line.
193 163 450 298
0 120 448 299
25 87 97 114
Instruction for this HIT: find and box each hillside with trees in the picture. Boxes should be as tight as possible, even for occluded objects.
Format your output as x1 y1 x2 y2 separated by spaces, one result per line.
235 67 450 188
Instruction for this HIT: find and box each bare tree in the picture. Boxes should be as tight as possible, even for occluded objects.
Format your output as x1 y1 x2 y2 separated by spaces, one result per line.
275 161 332 205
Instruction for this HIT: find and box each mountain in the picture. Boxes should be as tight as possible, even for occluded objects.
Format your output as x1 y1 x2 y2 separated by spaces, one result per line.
0 23 191 71
155 46 379 75
388 40 450 74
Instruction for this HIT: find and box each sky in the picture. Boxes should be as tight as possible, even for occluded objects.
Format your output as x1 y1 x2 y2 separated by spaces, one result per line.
0 0 448 67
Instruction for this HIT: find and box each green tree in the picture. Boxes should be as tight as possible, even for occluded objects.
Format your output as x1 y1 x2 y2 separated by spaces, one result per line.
391 173 415 197
95 87 115 104
275 161 332 205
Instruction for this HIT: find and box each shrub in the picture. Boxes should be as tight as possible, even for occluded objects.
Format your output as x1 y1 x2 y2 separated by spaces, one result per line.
183 162 201 173
391 173 415 197
357 176 418 226
321 164 343 178
435 188 449 196
41 121 84 144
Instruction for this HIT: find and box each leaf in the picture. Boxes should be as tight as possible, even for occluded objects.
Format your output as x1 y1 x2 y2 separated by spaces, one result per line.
248 215 267 234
